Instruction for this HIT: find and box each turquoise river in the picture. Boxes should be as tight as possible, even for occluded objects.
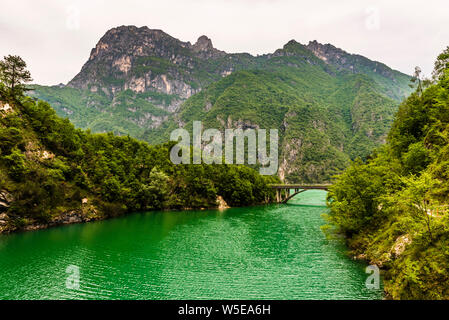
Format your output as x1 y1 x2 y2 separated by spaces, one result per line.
0 190 382 299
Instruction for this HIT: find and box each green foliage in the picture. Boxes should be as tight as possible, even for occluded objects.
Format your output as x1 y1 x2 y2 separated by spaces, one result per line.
0 93 278 228
147 63 404 183
432 46 449 81
3 148 28 181
327 50 449 299
402 142 431 174
0 127 24 154
394 172 440 242
30 41 413 183
0 55 33 100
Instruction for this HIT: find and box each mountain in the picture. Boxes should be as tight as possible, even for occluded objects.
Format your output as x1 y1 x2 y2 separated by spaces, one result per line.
30 25 414 183
306 40 411 101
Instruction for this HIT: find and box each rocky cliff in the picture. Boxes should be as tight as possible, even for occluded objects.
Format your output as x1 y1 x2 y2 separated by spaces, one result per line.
69 26 235 108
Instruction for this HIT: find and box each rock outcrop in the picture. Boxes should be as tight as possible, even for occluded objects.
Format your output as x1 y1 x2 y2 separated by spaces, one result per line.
0 101 13 116
216 196 230 210
69 26 228 99
0 190 13 212
391 234 412 258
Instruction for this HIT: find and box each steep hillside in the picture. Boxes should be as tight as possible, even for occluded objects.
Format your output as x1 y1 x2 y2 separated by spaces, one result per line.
30 25 413 182
306 40 411 101
0 96 278 234
146 41 401 182
326 51 449 299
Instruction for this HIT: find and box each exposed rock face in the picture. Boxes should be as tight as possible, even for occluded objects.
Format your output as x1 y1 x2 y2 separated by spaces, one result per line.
391 234 412 258
216 196 230 210
0 191 13 233
0 101 12 116
194 35 214 51
146 74 197 99
69 26 227 99
112 55 132 73
19 208 99 233
0 190 13 212
0 213 9 226
192 35 226 58
52 211 85 225
306 40 400 85
40 150 55 160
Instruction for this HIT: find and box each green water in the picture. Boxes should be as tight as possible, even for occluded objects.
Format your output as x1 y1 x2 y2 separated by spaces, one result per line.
0 190 382 299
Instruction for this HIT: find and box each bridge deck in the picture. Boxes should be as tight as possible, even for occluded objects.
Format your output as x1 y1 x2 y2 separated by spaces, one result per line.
269 184 331 190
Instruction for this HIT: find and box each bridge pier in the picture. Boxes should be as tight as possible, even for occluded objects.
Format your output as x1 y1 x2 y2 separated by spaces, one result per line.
276 189 287 203
275 189 290 203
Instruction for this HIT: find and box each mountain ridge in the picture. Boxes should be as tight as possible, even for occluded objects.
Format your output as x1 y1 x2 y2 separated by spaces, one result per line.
65 25 411 101
30 25 414 182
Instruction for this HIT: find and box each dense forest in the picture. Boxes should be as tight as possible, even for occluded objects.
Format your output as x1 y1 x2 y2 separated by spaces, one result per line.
327 47 449 299
0 55 278 233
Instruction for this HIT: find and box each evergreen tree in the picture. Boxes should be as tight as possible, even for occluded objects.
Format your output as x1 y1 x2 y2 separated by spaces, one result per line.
0 55 33 100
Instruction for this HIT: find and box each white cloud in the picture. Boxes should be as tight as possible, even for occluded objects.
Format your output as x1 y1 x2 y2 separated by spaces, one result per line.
0 0 447 85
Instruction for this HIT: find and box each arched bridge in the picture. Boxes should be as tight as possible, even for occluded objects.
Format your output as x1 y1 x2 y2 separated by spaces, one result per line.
269 184 331 203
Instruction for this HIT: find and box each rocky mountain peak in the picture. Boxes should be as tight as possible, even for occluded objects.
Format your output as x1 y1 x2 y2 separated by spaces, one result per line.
65 26 409 116
192 35 226 58
273 39 316 59
86 25 180 62
306 40 335 62
306 40 400 81
285 39 301 46
193 35 214 51
306 40 343 61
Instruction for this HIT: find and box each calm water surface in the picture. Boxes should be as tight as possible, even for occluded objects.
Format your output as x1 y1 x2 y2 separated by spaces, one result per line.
0 190 382 299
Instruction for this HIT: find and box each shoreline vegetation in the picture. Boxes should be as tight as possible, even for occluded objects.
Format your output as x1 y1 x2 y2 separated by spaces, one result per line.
0 56 279 235
0 95 279 234
0 94 279 234
326 48 449 299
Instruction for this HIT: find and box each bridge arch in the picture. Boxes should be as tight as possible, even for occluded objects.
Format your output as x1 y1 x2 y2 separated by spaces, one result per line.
269 184 331 203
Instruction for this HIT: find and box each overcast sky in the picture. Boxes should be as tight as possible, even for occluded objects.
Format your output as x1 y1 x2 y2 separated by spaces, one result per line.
1 0 447 85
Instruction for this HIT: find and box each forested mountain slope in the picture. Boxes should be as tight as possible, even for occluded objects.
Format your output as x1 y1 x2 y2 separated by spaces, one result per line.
327 48 449 299
0 95 277 234
31 25 413 182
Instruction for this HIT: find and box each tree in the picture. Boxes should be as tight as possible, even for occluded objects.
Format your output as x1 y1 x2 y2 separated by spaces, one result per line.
0 55 33 100
410 66 423 95
0 82 6 101
397 172 440 242
146 167 170 209
432 46 449 82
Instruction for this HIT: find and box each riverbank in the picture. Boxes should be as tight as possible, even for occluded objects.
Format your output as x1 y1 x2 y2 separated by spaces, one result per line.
0 194 271 235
